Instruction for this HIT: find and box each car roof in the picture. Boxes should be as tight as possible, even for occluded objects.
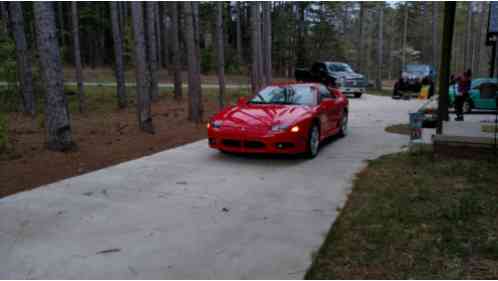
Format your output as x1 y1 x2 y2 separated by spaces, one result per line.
267 81 324 88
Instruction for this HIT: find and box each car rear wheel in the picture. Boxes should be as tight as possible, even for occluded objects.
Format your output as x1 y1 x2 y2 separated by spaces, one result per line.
306 124 320 158
354 92 362 98
338 111 348 137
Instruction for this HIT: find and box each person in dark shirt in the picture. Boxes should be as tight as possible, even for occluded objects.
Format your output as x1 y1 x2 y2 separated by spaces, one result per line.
454 69 472 121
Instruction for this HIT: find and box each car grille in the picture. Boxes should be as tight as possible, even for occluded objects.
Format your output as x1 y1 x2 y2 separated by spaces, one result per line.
244 141 265 149
222 139 242 147
344 78 366 87
222 139 265 149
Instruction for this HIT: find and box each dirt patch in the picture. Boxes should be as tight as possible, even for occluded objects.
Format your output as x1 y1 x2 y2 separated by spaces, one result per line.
385 123 411 135
0 91 229 198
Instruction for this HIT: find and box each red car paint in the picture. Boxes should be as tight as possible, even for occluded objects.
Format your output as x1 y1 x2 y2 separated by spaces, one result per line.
207 83 348 155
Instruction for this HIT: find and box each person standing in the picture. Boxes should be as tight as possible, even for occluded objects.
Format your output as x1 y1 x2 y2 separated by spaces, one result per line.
454 69 472 121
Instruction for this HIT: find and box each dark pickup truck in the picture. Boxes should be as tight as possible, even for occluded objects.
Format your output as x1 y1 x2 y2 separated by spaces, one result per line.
295 61 368 98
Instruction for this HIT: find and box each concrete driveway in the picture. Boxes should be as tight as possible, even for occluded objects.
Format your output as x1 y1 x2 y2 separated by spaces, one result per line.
0 95 423 279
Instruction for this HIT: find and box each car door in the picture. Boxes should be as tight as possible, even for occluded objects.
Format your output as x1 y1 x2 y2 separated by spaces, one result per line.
317 84 337 136
473 79 497 110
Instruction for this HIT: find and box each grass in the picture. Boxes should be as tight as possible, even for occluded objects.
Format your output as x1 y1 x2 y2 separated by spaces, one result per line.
367 89 392 96
306 148 498 279
385 123 411 135
482 124 498 134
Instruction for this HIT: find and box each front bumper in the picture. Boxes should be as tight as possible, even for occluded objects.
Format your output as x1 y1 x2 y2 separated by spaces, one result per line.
340 87 365 94
207 127 308 154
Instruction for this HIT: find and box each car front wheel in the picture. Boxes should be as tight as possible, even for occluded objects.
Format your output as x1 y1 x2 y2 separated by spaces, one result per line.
306 124 320 158
338 111 348 137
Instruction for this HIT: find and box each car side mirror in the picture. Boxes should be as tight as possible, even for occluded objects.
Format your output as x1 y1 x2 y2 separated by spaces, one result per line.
237 97 247 105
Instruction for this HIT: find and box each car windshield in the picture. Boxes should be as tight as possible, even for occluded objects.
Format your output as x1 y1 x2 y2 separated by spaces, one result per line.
405 65 430 75
328 63 353 73
249 85 316 106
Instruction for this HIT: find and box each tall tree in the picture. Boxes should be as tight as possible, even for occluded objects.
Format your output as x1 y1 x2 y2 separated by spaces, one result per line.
463 3 472 71
154 2 162 69
357 2 365 72
262 2 272 85
376 4 384 91
437 2 456 133
170 2 182 100
34 2 74 151
0 2 9 34
71 2 85 113
235 2 243 65
296 2 307 67
432 2 438 68
9 2 35 116
110 1 127 108
146 2 159 101
401 3 408 69
250 3 262 94
131 2 154 133
215 2 225 109
183 2 203 123
473 2 485 75
161 3 169 69
57 2 65 48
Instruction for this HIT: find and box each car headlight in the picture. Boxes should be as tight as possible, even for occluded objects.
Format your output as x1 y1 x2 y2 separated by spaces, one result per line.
209 120 223 129
336 77 345 87
271 124 288 132
271 124 300 133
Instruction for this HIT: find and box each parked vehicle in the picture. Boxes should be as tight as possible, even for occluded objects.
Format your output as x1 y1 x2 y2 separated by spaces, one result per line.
207 83 349 158
295 61 368 98
393 64 436 99
449 78 498 113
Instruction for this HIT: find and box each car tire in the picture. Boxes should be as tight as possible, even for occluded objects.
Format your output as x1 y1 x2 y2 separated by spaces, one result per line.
354 92 362 98
463 100 472 114
338 110 348 137
306 124 320 158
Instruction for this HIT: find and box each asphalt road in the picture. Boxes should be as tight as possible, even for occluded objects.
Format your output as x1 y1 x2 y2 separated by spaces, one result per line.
0 94 423 279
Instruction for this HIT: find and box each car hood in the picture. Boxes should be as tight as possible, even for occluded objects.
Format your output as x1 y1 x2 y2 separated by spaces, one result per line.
216 104 312 129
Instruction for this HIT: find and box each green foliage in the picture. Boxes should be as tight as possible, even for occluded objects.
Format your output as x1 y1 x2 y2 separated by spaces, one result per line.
201 47 214 74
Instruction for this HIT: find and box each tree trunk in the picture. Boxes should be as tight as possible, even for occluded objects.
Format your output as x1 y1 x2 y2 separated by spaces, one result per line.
110 1 127 108
161 3 170 69
171 2 182 100
250 3 260 94
402 3 408 69
463 3 472 71
155 2 162 69
474 3 485 75
9 2 35 116
215 2 225 109
358 2 365 72
71 2 85 113
432 2 438 69
146 2 159 101
57 2 65 48
34 2 74 151
131 2 154 134
235 2 243 65
262 2 272 85
296 3 306 68
437 2 456 133
376 4 383 91
183 2 203 123
0 2 9 34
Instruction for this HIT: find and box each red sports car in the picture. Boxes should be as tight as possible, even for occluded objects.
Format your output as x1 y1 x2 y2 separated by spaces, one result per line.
207 83 349 158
